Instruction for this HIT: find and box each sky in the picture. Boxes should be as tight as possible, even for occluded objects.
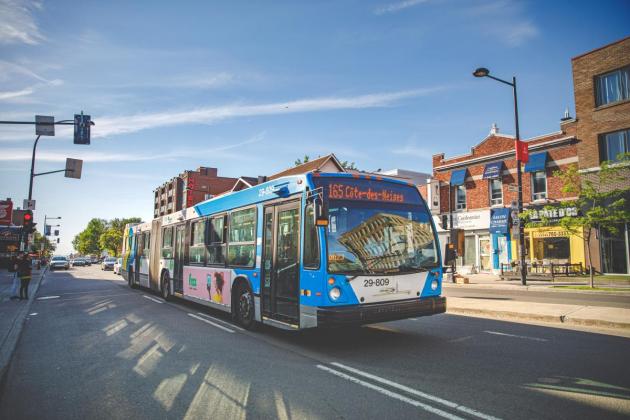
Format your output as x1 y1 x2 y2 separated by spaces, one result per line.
1 0 629 255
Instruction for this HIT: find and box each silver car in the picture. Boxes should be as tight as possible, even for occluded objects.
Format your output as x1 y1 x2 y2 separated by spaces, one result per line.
50 256 70 270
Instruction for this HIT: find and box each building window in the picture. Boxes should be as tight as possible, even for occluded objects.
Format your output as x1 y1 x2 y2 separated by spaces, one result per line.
189 220 206 264
455 185 466 210
489 179 503 206
227 208 256 267
595 66 630 107
599 129 629 163
531 171 547 201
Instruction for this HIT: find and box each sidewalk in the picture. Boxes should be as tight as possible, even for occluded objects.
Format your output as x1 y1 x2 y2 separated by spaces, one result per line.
0 267 46 386
444 273 630 330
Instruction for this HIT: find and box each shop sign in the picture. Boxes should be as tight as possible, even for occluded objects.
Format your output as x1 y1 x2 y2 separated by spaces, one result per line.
532 230 571 238
451 210 490 230
489 208 510 234
527 206 579 223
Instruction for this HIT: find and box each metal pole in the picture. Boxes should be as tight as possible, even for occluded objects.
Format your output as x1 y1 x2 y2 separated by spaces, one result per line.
28 135 41 201
449 183 455 282
513 77 527 286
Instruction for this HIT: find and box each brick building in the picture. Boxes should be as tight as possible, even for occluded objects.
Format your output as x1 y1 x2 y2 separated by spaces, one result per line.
153 167 257 218
567 36 630 274
431 124 581 274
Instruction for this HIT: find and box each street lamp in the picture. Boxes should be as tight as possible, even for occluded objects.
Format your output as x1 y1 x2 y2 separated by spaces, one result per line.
473 67 527 286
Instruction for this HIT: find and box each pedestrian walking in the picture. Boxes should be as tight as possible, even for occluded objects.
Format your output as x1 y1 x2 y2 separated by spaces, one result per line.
17 253 32 300
9 255 20 300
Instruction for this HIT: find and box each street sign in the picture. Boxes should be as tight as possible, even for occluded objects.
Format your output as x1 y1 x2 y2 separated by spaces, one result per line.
510 200 519 210
74 112 91 145
508 184 519 193
23 199 36 210
65 158 83 179
45 224 51 236
35 115 55 136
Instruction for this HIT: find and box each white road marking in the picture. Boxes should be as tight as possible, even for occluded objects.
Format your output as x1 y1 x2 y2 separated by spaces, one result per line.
37 295 60 300
143 295 165 304
331 362 502 420
187 313 235 333
484 330 548 342
29 312 38 316
195 312 245 331
317 365 465 420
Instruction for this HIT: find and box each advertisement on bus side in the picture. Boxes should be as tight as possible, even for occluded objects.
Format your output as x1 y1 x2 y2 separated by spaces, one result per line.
183 266 232 305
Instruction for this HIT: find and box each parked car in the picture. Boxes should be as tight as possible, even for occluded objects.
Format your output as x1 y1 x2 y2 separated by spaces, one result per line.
113 258 123 275
71 258 86 267
91 256 99 265
101 257 117 271
50 256 70 270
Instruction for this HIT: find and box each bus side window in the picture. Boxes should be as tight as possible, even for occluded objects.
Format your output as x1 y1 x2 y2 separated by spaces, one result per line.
189 220 206 265
144 232 151 257
207 216 226 265
162 227 173 258
227 208 256 267
304 203 320 269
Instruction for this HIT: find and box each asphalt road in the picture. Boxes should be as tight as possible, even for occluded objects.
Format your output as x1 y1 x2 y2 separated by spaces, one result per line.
1 266 629 419
443 286 630 309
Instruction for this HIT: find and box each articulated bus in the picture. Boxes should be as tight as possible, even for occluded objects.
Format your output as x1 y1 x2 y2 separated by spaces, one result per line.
121 172 446 330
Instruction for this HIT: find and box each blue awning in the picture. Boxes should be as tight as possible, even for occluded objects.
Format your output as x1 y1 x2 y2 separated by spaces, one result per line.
450 169 467 186
489 208 510 234
482 161 504 179
524 152 548 173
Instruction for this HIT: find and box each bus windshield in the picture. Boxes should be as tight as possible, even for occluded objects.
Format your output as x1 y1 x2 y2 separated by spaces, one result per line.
315 177 439 275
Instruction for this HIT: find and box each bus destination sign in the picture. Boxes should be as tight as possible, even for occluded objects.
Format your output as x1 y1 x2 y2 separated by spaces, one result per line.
328 183 405 203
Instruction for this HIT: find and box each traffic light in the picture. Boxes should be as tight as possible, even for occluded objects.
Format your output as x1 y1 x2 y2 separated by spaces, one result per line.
57 238 60 244
23 210 34 233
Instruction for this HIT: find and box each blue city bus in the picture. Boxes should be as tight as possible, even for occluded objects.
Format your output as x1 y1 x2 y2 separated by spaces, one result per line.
122 172 446 330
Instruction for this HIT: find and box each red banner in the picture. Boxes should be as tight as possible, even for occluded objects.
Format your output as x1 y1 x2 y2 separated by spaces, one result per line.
0 200 13 226
515 140 529 163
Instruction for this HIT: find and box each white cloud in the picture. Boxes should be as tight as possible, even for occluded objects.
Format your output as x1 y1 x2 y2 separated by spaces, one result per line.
0 0 45 45
391 142 433 159
374 0 429 15
94 87 443 138
464 0 539 47
0 132 266 163
0 87 34 100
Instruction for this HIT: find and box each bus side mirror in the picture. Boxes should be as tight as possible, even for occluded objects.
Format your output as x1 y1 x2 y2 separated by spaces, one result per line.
444 243 457 266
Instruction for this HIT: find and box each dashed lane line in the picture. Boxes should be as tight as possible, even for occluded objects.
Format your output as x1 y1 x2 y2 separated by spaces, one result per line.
317 364 466 420
37 296 60 300
142 295 165 304
330 362 502 420
187 313 235 333
195 312 245 331
483 330 548 342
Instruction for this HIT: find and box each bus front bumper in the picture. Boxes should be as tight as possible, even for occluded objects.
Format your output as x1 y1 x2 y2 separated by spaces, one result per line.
317 296 446 327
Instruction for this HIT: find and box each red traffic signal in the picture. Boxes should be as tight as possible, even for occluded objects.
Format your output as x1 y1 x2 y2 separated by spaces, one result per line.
23 210 34 233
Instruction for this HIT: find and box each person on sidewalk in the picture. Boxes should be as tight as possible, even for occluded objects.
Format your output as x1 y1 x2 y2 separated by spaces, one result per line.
9 255 20 300
17 253 32 301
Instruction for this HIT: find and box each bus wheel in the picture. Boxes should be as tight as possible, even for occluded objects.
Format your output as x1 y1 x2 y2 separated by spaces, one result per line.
161 272 170 301
235 285 256 329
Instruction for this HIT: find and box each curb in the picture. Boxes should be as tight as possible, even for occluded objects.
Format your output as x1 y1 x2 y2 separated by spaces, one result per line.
0 268 47 392
443 283 630 296
447 306 630 330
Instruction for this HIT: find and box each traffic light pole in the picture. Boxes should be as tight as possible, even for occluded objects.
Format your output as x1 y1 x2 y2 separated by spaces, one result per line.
28 135 41 201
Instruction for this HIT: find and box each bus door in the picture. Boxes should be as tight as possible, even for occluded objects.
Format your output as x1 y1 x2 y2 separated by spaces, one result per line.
261 201 301 325
173 224 186 293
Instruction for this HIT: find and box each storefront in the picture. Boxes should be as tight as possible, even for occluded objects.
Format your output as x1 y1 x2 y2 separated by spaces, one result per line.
489 208 511 274
511 205 586 268
451 210 491 274
600 223 630 274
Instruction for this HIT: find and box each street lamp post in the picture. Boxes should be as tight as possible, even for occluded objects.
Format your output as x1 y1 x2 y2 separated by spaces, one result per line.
473 67 527 286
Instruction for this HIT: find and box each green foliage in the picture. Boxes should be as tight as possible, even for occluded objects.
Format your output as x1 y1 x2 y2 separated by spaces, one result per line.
294 155 310 166
73 217 142 256
521 153 630 286
340 160 357 170
32 229 56 256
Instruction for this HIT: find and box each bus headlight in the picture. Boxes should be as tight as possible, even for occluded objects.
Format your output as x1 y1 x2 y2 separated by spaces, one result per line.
431 280 439 291
329 287 341 301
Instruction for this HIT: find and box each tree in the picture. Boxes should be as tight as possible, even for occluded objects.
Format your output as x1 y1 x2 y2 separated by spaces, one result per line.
521 154 630 287
98 217 141 256
32 230 56 256
340 160 357 170
72 218 106 255
294 155 310 166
